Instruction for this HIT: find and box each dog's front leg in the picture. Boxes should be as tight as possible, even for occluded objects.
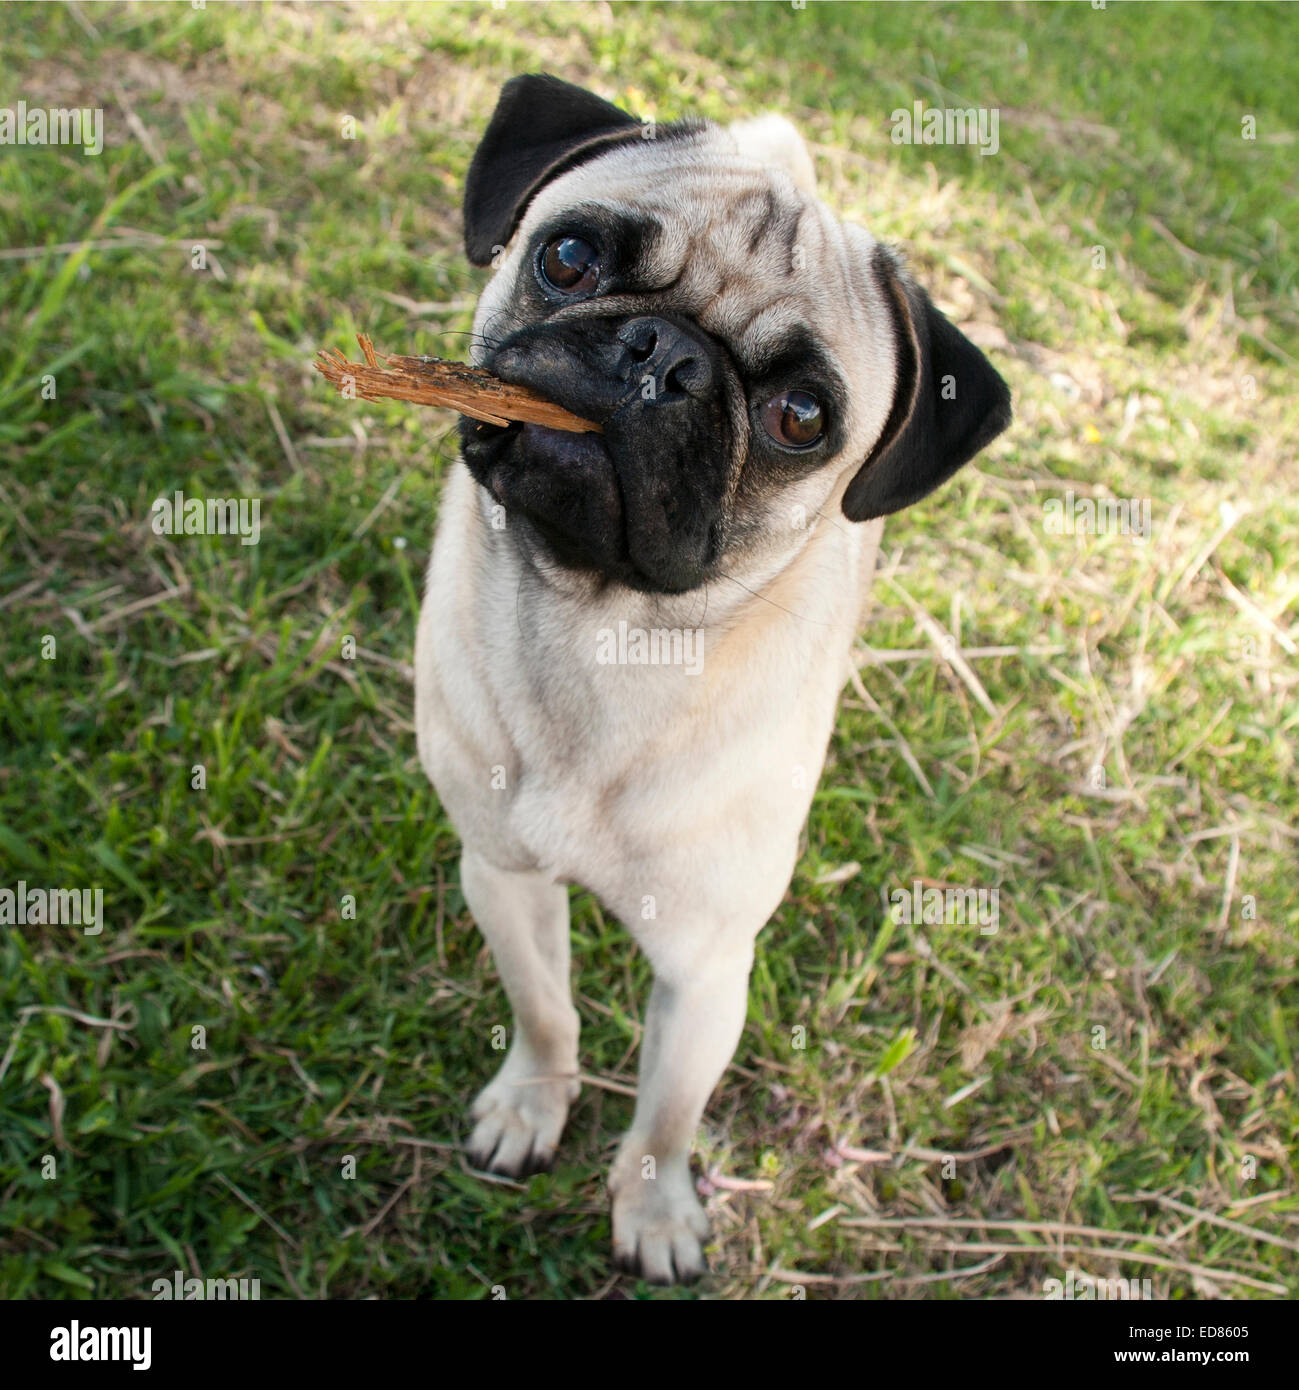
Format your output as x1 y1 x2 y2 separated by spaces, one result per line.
609 936 755 1284
459 849 580 1177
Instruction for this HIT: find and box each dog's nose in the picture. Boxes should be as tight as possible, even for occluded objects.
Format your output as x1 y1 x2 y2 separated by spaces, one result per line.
616 317 715 400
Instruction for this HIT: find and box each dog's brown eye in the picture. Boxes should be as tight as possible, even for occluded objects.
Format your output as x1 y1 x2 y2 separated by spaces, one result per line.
761 390 822 448
541 235 599 293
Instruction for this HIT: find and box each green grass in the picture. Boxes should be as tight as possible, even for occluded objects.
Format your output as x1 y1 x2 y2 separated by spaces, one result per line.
1 0 1296 1300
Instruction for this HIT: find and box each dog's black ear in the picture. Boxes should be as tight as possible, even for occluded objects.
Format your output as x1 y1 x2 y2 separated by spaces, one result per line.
463 74 640 266
843 247 1011 521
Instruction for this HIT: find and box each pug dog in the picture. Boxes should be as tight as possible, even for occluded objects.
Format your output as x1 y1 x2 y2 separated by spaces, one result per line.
414 74 1010 1284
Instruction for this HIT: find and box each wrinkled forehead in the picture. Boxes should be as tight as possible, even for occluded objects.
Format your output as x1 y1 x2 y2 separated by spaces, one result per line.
514 126 889 382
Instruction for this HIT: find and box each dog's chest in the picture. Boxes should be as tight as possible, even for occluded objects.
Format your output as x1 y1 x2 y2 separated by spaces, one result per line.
414 472 883 920
492 669 835 924
418 589 857 926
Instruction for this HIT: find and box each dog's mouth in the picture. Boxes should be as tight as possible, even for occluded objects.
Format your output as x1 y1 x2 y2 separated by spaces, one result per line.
465 411 719 595
466 416 642 583
461 319 731 594
478 421 609 493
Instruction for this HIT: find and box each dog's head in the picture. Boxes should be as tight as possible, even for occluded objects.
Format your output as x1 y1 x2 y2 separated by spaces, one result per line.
458 74 1011 594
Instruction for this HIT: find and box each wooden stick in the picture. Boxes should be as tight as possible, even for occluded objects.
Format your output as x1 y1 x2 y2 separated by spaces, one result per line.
313 334 600 434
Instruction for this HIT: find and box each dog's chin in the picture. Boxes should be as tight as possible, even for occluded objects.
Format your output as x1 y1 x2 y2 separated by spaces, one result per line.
463 421 710 595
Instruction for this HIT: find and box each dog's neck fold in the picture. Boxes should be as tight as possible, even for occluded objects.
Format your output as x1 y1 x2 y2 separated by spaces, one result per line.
470 466 868 643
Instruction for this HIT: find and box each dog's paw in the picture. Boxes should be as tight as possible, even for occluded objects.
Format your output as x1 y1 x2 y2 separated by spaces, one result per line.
465 1067 578 1178
609 1164 711 1285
